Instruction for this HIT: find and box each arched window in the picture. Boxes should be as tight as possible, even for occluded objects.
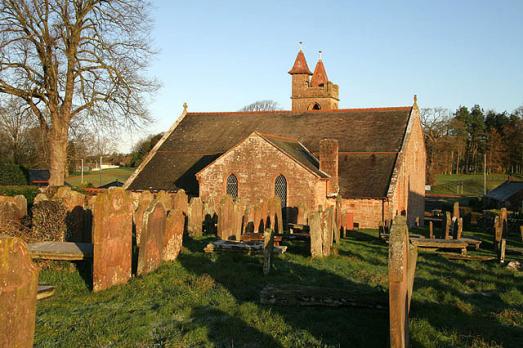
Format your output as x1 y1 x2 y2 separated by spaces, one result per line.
226 174 238 199
308 102 321 111
274 175 287 207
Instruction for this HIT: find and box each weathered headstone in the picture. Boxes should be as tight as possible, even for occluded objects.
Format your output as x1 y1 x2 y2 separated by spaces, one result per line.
493 216 503 251
335 197 343 237
0 201 20 226
452 201 460 220
444 212 452 240
456 217 463 240
162 208 184 261
0 236 39 348
520 225 523 242
138 200 166 275
269 196 283 233
388 215 417 348
232 200 245 240
188 197 204 237
321 207 333 256
253 201 262 233
0 195 27 220
429 221 434 239
92 188 133 292
309 211 322 257
263 229 274 275
133 191 154 245
155 190 173 211
297 202 307 225
54 187 88 242
172 189 189 216
203 197 217 234
218 195 234 240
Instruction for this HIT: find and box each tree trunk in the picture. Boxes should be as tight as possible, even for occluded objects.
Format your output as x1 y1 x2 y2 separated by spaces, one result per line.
48 122 69 186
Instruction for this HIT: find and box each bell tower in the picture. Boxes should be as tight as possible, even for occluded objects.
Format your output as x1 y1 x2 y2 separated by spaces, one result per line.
289 49 339 112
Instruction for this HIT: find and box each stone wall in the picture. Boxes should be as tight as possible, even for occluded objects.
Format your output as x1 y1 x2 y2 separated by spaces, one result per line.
342 198 391 229
197 133 327 211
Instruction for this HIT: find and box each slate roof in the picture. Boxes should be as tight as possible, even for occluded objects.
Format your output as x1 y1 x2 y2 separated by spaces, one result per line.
254 132 328 178
486 181 523 202
127 107 413 198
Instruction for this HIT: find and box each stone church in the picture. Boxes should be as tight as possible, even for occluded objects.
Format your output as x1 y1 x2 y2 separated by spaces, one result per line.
125 50 426 228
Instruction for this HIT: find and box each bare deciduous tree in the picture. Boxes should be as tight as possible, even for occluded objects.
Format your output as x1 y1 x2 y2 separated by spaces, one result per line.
0 0 158 185
0 96 37 163
240 100 281 112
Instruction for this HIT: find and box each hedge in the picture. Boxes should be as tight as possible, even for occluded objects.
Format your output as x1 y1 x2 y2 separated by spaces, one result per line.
0 185 39 205
0 164 28 185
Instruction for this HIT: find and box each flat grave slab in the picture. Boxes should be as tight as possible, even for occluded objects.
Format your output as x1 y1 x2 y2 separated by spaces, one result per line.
411 239 468 254
37 285 55 300
28 241 93 260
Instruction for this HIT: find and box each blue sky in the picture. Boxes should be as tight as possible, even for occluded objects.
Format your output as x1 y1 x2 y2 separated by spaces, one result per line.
123 0 523 151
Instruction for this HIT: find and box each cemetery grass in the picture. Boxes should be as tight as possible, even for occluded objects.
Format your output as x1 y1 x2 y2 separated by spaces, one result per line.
65 167 135 187
431 173 523 196
36 229 522 347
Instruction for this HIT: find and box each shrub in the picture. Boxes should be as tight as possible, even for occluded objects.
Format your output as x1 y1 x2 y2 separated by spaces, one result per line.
0 164 28 185
0 185 39 205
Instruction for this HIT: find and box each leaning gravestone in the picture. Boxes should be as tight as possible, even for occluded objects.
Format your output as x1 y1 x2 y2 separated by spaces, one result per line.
188 197 204 237
321 207 334 256
263 229 274 275
0 236 39 348
163 208 184 261
232 199 245 240
269 196 283 233
0 195 27 220
309 211 323 257
138 200 166 275
92 188 133 292
155 190 173 211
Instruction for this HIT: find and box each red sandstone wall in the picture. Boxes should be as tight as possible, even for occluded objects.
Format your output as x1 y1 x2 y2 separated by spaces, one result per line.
342 198 390 229
197 133 327 210
389 107 426 226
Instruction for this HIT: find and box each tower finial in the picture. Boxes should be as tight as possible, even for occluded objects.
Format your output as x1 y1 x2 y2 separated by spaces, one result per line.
183 102 188 111
298 41 303 51
318 50 323 60
413 95 418 106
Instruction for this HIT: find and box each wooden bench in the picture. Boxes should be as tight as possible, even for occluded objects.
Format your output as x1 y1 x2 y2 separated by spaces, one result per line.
410 239 469 255
28 241 93 261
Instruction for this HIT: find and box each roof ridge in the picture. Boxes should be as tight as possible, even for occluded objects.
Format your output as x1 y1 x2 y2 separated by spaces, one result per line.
186 106 412 115
255 131 300 142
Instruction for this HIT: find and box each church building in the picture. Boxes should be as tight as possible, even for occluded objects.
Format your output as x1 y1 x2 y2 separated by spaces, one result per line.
125 50 426 228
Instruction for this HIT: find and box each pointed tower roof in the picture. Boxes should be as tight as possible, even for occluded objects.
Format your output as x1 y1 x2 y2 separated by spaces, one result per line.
288 50 312 75
310 58 329 87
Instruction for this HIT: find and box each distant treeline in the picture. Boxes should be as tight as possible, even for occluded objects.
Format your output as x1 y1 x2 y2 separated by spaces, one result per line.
422 105 523 184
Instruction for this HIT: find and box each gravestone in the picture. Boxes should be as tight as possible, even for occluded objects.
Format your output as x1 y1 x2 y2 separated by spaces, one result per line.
296 202 307 225
429 221 434 239
444 212 452 240
163 208 184 261
493 216 503 251
218 195 234 240
263 229 274 275
0 201 20 226
54 186 88 242
452 201 460 220
388 215 417 348
203 197 217 234
133 191 153 245
321 207 334 256
138 200 166 275
335 197 343 236
498 239 506 263
0 236 38 348
253 201 262 233
188 197 204 237
232 200 245 240
456 218 463 240
92 188 133 292
309 211 322 257
173 189 189 216
0 195 27 220
155 190 173 211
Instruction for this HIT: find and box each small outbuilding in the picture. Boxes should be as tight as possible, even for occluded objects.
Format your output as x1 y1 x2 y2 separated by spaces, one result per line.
486 180 523 210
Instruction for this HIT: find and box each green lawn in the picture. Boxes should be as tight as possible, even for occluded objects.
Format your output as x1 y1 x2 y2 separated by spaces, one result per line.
35 229 523 347
431 174 523 196
65 167 135 187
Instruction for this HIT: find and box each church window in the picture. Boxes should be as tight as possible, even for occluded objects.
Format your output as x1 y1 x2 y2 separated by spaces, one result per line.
226 174 238 199
274 175 287 207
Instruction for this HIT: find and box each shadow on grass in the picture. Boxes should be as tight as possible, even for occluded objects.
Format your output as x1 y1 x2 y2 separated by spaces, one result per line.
178 237 389 347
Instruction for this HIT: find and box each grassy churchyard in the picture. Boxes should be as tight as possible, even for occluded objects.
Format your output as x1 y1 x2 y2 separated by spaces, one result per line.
430 174 523 196
65 167 135 187
35 228 523 347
